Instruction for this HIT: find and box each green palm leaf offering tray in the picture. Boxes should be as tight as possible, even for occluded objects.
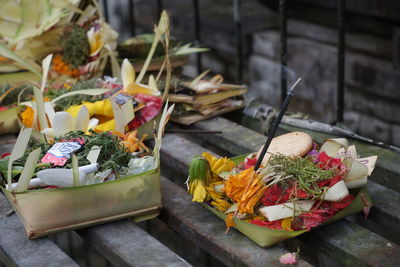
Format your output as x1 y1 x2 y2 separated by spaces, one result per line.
0 53 175 238
0 100 174 239
188 132 377 247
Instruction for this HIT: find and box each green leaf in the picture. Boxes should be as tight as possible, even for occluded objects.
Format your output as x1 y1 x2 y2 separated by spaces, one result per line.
72 154 79 187
33 86 48 129
50 89 109 104
7 127 33 190
0 43 41 77
15 148 41 192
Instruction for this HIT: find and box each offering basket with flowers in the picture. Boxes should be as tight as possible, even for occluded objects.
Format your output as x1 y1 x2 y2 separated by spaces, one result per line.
187 79 377 247
0 53 175 238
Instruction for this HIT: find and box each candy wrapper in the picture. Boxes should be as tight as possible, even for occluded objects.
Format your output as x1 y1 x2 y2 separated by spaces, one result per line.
187 132 377 247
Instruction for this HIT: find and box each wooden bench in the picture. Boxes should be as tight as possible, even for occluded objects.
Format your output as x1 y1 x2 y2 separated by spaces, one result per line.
0 116 399 266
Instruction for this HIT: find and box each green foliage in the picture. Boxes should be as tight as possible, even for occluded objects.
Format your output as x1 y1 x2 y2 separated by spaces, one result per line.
45 79 103 110
263 154 334 198
13 130 133 181
62 25 90 68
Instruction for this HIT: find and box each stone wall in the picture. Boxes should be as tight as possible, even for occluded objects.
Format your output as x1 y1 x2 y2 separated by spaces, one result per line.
104 0 400 146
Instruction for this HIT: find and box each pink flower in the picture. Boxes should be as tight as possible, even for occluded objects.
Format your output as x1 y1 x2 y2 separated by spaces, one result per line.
279 252 298 265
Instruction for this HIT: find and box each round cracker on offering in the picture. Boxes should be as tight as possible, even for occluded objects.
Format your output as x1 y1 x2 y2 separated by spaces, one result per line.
256 131 313 165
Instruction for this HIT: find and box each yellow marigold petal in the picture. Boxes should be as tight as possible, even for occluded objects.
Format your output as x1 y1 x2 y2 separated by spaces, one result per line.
225 213 236 228
281 217 293 231
20 106 34 127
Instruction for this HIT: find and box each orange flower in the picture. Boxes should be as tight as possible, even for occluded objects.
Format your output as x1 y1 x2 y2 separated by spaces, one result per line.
117 130 149 153
20 106 34 127
52 54 80 78
225 213 236 228
206 182 231 212
224 168 266 214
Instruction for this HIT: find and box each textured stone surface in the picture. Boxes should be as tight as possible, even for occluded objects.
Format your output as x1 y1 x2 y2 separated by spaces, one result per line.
346 53 400 101
392 124 400 147
346 88 400 124
343 109 393 143
288 19 393 59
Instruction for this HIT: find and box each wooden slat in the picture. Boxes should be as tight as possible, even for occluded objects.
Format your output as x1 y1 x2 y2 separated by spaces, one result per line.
160 133 400 266
190 117 400 234
78 220 190 267
0 194 78 267
160 176 313 267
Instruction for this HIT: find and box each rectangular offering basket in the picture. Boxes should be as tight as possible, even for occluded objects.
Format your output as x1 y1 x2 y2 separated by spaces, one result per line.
2 169 161 239
202 154 373 247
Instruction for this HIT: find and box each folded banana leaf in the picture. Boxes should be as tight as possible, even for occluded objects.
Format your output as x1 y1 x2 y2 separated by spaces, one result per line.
2 168 161 239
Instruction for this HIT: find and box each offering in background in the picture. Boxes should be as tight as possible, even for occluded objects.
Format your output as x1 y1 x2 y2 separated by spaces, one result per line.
169 70 247 125
0 0 118 84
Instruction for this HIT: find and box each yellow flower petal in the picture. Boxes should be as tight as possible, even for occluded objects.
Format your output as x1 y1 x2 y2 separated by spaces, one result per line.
66 99 114 118
125 83 159 96
281 217 293 231
95 119 115 132
191 180 207 202
202 152 235 175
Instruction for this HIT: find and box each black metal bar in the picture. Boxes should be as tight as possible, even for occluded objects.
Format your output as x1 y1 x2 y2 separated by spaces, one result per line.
336 0 346 123
279 0 288 104
157 0 163 18
234 0 244 83
102 0 109 23
193 0 202 73
128 0 136 36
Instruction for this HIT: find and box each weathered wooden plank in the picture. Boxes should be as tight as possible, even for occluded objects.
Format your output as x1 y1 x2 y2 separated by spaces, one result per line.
78 219 190 267
160 133 400 266
160 176 313 267
190 117 400 233
0 194 78 267
191 118 264 155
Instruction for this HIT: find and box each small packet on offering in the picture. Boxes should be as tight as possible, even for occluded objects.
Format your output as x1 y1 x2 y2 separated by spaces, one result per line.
41 139 84 166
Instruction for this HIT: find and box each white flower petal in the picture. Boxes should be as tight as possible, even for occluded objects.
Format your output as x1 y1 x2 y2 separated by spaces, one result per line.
75 105 90 132
52 112 75 137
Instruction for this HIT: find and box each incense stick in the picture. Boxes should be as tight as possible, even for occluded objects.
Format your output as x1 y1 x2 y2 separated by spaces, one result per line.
254 77 302 171
226 78 302 234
